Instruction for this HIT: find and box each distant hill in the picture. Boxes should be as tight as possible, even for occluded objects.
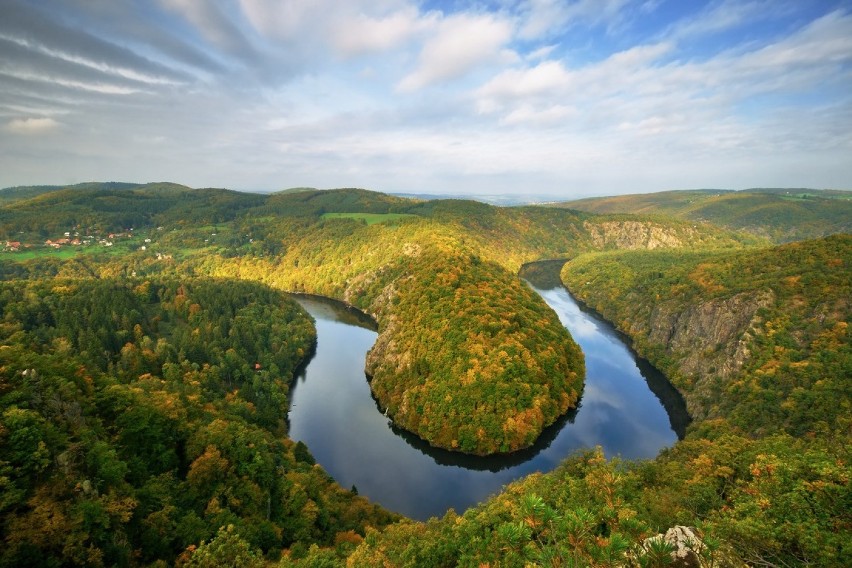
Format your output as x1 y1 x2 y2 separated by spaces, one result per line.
392 192 556 206
555 188 852 242
262 187 416 217
0 182 265 238
0 182 143 206
0 182 848 566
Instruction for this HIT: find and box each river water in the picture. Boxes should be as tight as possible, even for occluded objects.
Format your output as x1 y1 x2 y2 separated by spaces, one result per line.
287 266 688 521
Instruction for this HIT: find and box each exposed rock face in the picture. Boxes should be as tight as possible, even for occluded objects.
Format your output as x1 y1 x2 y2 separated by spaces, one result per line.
584 220 691 250
640 290 775 421
363 304 405 381
641 526 707 568
639 526 746 568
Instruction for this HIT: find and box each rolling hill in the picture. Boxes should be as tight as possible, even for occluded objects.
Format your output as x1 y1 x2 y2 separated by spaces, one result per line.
0 183 849 566
555 188 852 243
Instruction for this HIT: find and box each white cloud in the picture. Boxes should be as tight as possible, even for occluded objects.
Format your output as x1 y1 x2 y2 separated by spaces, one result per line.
1 67 143 95
5 70 143 95
239 0 414 46
526 45 557 61
668 0 785 41
397 13 516 91
1 0 849 196
519 0 631 40
239 0 334 41
477 60 572 104
519 0 568 39
640 0 663 14
736 10 852 69
603 41 672 68
332 8 430 56
475 42 672 114
159 0 255 58
456 6 852 192
616 114 686 136
502 104 578 126
0 33 182 86
6 117 60 134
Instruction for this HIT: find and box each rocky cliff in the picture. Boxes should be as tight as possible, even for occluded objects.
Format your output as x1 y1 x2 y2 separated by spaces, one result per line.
636 289 775 421
561 236 850 435
583 220 693 250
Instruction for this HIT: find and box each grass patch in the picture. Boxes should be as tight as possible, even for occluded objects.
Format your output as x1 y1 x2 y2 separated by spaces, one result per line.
321 212 417 225
2 242 142 261
5 248 82 261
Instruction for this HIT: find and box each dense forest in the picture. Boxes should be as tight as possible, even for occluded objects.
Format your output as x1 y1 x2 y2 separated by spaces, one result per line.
562 235 851 436
0 279 395 566
0 183 849 566
363 251 583 454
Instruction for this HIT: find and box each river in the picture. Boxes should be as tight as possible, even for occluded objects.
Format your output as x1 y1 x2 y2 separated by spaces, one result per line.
287 264 688 521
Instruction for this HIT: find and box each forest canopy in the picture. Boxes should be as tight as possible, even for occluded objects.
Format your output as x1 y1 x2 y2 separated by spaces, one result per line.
0 183 849 566
0 278 395 566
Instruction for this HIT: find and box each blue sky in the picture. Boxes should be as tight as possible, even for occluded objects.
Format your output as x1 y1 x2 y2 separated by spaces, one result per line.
1 0 850 197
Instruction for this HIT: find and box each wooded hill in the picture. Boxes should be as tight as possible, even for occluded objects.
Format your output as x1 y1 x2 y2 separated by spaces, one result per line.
555 188 852 243
0 183 265 238
0 185 752 456
292 235 850 568
562 235 851 436
0 279 396 566
0 183 849 566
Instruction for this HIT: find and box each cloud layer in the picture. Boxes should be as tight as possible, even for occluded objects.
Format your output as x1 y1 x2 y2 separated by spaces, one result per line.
1 0 850 197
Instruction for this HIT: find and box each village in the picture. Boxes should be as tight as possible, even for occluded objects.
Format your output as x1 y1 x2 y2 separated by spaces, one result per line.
3 227 172 261
3 229 131 253
1 224 206 263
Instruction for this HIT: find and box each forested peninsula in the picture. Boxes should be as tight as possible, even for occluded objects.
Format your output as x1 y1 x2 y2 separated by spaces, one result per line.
1 183 849 566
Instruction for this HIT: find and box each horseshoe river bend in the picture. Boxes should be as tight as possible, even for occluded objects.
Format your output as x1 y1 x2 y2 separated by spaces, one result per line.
286 262 689 520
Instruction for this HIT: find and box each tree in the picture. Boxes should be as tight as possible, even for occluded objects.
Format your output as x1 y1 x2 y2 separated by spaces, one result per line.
177 524 265 568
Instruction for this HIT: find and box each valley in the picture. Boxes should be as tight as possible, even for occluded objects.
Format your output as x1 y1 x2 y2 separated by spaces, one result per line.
0 183 848 566
286 269 685 521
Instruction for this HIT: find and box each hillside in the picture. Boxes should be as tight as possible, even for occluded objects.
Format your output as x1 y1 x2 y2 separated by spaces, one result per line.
2 186 749 455
296 238 850 567
172 193 752 454
0 182 265 239
0 279 396 566
561 236 851 436
556 188 852 243
289 239 850 567
1 184 849 566
0 182 141 206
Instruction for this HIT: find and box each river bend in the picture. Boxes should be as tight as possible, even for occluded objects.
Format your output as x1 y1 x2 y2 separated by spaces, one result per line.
287 274 687 520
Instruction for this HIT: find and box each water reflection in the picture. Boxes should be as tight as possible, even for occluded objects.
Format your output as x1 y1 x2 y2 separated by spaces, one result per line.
287 265 688 520
387 406 579 473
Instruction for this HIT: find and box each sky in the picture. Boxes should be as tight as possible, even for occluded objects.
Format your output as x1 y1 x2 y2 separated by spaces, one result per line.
1 0 851 198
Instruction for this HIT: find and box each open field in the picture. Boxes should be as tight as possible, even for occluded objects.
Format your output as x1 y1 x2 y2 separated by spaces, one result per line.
321 212 418 225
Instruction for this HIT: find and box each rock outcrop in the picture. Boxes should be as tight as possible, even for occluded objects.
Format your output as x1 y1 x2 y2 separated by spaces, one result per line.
584 220 693 250
641 526 707 567
641 290 775 421
637 526 746 568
